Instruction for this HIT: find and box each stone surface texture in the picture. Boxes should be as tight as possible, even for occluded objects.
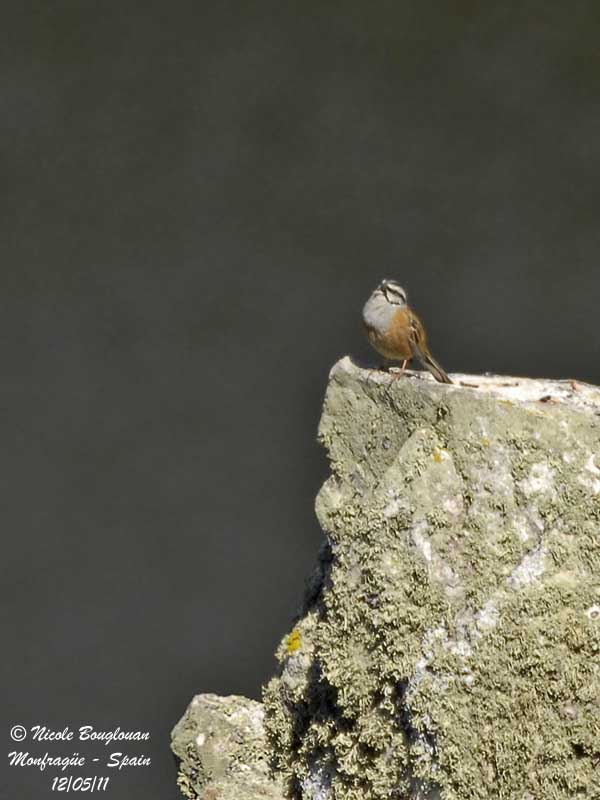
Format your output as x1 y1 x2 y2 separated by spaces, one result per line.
171 693 285 800
174 358 600 800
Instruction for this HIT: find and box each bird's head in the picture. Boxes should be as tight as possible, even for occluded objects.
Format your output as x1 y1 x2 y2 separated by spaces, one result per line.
376 280 407 306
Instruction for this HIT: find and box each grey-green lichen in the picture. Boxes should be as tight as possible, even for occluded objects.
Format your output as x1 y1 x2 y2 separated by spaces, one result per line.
263 358 600 800
171 694 285 800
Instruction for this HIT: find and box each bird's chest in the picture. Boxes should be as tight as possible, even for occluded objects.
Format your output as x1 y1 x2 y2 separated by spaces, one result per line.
365 308 413 360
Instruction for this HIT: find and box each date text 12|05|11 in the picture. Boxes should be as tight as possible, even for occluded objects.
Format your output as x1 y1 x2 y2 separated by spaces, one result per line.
51 776 109 792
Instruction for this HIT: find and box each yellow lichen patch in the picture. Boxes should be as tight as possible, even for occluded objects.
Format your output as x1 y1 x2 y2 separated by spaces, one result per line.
433 447 444 463
286 629 302 654
481 437 490 447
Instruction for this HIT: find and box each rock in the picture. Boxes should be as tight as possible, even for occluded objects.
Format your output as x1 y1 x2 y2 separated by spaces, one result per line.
263 359 600 800
171 694 285 800
173 359 600 800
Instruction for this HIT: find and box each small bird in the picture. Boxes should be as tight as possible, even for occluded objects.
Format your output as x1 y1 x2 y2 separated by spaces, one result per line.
362 280 452 384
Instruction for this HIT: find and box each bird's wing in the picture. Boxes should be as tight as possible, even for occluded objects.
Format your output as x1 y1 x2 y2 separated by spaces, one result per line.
406 311 427 360
407 308 452 384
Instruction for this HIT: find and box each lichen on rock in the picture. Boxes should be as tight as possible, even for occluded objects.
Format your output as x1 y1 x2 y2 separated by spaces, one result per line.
262 359 600 800
173 359 600 799
171 694 285 800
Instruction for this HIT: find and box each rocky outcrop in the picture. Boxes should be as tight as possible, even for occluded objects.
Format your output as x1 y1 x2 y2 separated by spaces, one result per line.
173 359 600 800
171 694 285 800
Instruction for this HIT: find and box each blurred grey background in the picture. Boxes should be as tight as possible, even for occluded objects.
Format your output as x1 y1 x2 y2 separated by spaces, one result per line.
2 2 600 798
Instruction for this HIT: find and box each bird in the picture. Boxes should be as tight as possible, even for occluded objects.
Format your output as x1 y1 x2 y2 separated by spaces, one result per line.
362 280 452 384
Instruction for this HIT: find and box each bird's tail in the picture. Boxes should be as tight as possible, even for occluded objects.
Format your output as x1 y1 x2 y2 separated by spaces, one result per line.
420 352 452 384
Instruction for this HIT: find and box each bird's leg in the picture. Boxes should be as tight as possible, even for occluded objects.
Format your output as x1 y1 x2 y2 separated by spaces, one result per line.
390 359 409 380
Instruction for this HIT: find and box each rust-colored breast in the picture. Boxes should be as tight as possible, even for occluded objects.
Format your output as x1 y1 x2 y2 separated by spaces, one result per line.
365 307 427 362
